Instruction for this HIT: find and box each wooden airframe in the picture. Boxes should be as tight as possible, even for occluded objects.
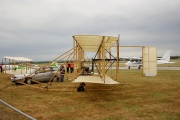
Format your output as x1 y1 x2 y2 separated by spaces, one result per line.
72 35 120 84
7 35 157 90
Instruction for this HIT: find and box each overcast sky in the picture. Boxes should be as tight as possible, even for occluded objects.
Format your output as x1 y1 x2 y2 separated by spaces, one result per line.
0 0 180 61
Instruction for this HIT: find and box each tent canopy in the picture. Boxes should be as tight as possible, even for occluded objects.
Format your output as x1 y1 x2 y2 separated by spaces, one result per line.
4 56 33 61
73 35 118 52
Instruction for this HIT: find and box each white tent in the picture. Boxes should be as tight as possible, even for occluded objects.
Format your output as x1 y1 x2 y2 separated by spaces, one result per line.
4 56 33 61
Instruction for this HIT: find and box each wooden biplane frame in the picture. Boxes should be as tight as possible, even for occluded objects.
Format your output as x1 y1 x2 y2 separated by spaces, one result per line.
71 35 120 84
7 35 157 91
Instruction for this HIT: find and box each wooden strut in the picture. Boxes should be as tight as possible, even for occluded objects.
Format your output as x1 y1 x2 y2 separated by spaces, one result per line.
15 72 77 90
14 79 75 91
15 71 77 90
12 47 77 89
20 47 77 82
44 74 57 89
14 80 45 90
57 46 77 63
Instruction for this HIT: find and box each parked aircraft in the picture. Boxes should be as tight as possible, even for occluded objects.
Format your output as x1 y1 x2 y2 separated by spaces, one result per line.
124 50 175 69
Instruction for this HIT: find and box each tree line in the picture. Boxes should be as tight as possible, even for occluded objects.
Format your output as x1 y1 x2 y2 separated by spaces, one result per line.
170 56 180 59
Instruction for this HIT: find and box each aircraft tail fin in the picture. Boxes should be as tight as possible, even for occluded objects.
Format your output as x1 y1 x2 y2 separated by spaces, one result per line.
51 62 57 66
160 50 171 62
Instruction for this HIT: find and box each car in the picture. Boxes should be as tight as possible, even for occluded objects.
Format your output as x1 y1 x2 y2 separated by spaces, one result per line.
10 66 59 84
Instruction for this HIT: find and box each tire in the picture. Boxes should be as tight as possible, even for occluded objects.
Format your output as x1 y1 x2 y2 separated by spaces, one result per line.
26 79 32 84
77 85 84 92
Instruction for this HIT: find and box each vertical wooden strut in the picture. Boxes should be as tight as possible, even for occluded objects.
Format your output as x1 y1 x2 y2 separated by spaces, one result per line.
102 36 106 83
73 38 75 62
75 41 78 76
116 35 120 81
73 38 77 76
142 46 144 76
98 48 101 74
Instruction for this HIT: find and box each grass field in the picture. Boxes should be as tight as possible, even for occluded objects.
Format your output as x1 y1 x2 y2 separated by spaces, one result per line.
0 61 180 120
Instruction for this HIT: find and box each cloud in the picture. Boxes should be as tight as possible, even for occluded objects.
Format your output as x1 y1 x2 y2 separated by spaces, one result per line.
0 0 180 61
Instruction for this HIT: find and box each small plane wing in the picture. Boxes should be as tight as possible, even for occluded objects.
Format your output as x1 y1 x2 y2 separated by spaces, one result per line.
121 57 142 60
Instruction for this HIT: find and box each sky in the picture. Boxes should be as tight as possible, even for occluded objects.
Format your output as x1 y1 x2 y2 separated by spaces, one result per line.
0 0 180 61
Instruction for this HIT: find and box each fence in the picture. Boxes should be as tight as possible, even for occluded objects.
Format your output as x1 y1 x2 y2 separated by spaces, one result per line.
0 99 36 120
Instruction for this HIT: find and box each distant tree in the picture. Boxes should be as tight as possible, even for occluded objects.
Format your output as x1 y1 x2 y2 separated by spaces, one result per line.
170 56 180 59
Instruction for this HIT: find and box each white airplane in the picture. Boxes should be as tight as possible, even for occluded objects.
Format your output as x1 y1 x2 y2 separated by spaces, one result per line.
124 50 175 69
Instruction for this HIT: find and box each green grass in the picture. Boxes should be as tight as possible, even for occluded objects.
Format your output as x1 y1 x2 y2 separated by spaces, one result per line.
0 68 180 119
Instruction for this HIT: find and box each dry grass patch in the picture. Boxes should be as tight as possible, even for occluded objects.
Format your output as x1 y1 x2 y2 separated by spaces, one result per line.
0 69 180 120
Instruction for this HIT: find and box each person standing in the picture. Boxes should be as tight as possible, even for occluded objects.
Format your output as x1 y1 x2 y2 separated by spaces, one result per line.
70 61 74 73
60 67 65 82
66 61 70 73
0 65 2 73
60 64 64 71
